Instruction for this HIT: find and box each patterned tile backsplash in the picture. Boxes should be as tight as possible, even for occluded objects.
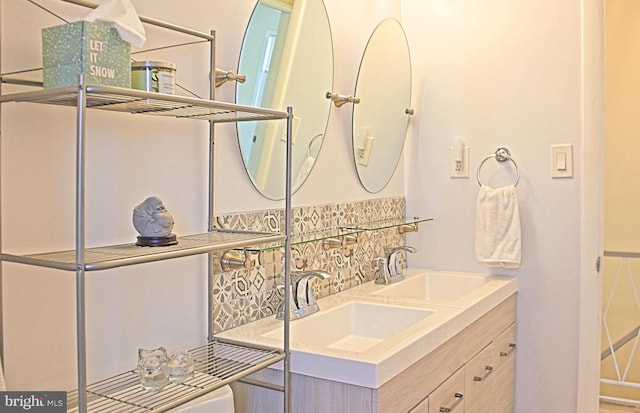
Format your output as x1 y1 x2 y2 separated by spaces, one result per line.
212 197 407 333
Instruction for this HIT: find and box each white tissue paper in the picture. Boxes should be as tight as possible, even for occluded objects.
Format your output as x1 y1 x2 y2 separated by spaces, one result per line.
83 0 146 48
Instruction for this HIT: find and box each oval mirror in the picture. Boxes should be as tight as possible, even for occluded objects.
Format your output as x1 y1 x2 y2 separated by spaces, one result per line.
236 0 334 200
353 19 412 193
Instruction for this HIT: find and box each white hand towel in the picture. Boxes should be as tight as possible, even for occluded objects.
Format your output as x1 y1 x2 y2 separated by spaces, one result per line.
475 185 521 268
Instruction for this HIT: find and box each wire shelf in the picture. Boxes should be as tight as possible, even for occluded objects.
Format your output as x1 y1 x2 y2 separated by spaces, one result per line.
67 340 285 413
0 85 288 123
0 230 286 271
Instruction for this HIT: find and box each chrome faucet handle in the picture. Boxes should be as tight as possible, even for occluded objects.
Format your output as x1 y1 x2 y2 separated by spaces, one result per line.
374 246 416 285
289 271 310 307
305 271 331 307
290 270 318 289
275 284 299 320
384 245 418 257
294 270 331 308
385 246 417 277
375 257 392 285
274 270 332 320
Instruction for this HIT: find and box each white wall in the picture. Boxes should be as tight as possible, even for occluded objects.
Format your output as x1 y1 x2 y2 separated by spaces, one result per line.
401 0 600 412
1 0 603 412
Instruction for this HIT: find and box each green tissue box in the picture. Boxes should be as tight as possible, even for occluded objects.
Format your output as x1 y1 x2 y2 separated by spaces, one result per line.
42 21 131 89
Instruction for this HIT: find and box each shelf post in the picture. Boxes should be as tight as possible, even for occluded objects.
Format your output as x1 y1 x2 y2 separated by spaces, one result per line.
75 75 88 413
207 29 216 342
283 107 293 413
208 29 216 232
0 0 4 366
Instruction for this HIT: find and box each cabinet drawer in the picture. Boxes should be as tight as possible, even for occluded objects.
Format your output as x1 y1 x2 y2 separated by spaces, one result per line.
465 323 516 413
429 368 465 413
467 343 498 383
495 323 517 363
493 324 516 412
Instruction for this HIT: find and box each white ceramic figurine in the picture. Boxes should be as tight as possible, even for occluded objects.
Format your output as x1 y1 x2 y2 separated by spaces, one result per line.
132 196 175 238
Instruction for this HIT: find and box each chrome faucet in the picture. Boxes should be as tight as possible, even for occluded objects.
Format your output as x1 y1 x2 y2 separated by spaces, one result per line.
375 246 417 285
277 270 332 320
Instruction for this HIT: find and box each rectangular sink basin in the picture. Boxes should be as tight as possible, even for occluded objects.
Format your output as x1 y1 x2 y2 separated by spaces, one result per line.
261 301 434 353
373 272 491 302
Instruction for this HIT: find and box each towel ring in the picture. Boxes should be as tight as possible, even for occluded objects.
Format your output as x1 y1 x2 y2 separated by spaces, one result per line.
476 147 520 187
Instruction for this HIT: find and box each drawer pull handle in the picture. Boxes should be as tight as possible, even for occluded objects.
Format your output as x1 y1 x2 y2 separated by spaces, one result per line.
439 393 464 412
473 365 494 382
500 342 517 357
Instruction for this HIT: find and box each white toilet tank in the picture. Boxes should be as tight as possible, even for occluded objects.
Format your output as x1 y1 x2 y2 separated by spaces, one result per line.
169 385 235 413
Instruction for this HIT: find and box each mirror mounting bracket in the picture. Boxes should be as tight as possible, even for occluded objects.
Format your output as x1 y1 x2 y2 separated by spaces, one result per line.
214 68 246 88
326 91 360 107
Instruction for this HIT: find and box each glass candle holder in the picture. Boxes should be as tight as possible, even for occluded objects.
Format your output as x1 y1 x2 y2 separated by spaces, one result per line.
138 347 170 392
168 348 195 383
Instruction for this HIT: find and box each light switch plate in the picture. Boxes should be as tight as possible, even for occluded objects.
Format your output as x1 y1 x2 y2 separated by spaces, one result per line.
550 144 573 178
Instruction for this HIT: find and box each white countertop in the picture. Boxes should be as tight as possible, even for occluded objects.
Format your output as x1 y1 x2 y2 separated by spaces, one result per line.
216 269 517 389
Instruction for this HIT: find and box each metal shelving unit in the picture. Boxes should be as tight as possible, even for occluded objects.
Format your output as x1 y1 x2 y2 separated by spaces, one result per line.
0 2 293 413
